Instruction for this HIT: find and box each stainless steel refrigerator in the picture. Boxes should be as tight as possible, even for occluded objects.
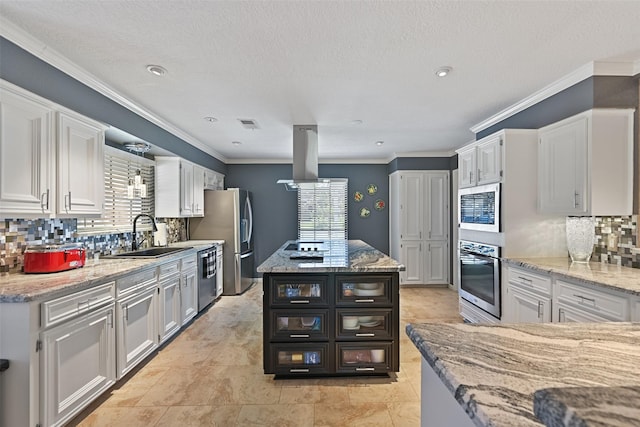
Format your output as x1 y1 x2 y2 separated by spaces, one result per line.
189 188 255 295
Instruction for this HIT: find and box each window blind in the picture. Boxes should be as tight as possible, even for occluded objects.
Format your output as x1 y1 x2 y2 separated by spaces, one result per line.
297 179 348 241
77 146 155 234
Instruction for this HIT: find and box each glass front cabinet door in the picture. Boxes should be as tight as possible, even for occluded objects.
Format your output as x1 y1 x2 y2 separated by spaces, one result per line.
336 342 393 374
270 275 329 307
336 309 393 340
270 310 329 341
271 343 330 375
336 275 392 305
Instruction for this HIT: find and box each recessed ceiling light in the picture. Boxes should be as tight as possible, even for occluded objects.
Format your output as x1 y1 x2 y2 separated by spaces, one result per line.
146 65 167 76
204 116 218 123
375 141 384 146
351 119 363 125
232 141 242 146
435 66 452 77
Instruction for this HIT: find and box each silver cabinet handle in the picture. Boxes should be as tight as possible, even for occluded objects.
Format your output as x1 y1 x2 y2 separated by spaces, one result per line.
40 189 50 211
477 168 481 181
537 301 543 319
124 304 129 321
354 299 375 303
573 294 596 306
64 191 72 211
289 334 310 338
290 368 309 373
469 171 473 182
290 300 310 304
559 308 566 322
574 191 580 208
355 333 375 337
419 231 422 239
107 311 113 328
356 367 375 372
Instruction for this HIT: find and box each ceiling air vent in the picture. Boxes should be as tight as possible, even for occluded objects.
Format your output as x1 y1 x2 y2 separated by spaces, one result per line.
238 119 259 130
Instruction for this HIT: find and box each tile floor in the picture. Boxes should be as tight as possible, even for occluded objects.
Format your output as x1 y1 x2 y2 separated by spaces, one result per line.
70 284 462 426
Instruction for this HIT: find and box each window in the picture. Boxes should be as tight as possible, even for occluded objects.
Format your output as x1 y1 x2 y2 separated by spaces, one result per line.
297 179 348 241
77 146 155 234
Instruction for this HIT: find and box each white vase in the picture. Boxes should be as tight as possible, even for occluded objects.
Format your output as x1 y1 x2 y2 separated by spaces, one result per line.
566 216 595 263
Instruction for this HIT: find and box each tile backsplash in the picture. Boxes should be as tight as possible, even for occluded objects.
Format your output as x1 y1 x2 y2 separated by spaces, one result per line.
0 217 187 275
593 215 639 267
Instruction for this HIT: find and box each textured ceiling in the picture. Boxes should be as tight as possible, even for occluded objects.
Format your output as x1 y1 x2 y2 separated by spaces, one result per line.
1 0 640 162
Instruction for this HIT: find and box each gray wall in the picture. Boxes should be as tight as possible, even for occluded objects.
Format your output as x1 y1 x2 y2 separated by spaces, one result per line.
0 37 226 173
225 163 391 274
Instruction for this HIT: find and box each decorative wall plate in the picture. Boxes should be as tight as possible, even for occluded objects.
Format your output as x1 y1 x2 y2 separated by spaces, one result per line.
367 184 378 195
360 207 371 218
374 199 386 211
354 191 364 202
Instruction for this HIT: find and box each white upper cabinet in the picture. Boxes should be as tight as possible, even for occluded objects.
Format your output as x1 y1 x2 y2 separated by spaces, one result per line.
57 111 105 216
538 109 634 216
400 172 423 240
155 157 206 218
204 168 225 190
456 134 503 188
0 82 55 217
0 80 105 218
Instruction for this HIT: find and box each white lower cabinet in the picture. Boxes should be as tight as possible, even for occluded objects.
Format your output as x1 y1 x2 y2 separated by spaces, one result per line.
181 265 198 326
158 272 181 344
399 240 449 285
508 286 551 323
116 285 158 378
556 301 613 322
425 241 448 284
400 241 423 285
40 303 116 427
631 298 640 321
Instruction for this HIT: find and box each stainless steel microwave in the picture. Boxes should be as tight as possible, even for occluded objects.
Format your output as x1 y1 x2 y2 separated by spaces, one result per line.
458 183 501 233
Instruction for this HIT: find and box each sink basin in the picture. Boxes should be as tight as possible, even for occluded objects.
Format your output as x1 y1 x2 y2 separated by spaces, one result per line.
102 247 192 259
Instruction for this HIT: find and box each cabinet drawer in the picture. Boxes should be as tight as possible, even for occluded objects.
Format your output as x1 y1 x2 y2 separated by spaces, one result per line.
269 275 329 307
336 275 393 306
336 309 393 340
555 279 628 321
41 281 115 328
270 310 329 341
507 267 551 295
181 255 197 272
158 259 181 278
269 343 330 375
336 342 393 374
116 267 157 297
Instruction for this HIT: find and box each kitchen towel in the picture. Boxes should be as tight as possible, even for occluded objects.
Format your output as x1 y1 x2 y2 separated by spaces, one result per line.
204 250 216 279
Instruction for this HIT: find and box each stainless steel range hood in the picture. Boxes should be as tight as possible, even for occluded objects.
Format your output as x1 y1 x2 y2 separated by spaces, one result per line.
277 125 335 191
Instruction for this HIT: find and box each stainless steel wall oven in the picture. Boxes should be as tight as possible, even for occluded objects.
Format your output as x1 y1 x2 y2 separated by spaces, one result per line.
458 240 501 319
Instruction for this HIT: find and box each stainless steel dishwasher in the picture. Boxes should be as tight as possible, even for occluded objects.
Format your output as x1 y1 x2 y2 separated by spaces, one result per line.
197 246 217 311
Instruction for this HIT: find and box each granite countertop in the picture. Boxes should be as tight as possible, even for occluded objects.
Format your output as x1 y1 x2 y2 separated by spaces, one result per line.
0 240 222 303
503 257 640 296
406 322 640 427
257 240 404 273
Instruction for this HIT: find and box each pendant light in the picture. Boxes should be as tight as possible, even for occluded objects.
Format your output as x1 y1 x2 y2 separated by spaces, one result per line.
123 141 151 199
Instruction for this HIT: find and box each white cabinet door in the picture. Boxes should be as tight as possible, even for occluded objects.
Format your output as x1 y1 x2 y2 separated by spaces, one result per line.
400 172 423 240
538 116 588 214
400 241 423 285
158 274 181 344
192 165 205 216
40 303 116 427
476 134 502 185
116 286 157 379
0 85 55 217
457 146 476 188
424 241 449 284
179 161 194 216
181 268 198 325
57 111 104 216
508 285 551 323
556 302 612 322
425 172 448 241
632 298 640 322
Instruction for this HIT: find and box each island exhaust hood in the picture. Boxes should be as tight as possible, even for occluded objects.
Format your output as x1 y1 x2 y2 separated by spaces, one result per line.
277 125 344 191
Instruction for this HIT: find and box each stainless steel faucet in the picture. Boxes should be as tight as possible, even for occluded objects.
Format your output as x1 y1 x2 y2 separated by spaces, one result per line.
132 214 158 251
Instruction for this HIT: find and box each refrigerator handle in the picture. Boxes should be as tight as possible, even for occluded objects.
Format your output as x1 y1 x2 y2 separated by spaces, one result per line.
240 251 253 259
246 195 253 245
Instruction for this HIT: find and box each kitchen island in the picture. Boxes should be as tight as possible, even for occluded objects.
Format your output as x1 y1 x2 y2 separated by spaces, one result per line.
257 240 404 377
406 321 640 427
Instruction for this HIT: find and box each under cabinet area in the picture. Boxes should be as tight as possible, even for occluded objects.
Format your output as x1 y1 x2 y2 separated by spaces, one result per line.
263 272 399 377
504 263 636 324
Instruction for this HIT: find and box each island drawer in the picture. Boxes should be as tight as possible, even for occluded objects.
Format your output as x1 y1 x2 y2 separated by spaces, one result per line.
555 279 628 321
336 274 393 306
269 309 329 341
336 309 393 340
268 274 329 307
41 281 115 328
269 343 331 375
335 342 393 374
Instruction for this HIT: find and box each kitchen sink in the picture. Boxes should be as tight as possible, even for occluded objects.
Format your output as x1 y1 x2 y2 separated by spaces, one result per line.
102 246 192 259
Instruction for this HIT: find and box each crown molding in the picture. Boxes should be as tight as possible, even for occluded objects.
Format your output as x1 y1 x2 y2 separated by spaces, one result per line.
470 60 639 134
0 17 227 163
